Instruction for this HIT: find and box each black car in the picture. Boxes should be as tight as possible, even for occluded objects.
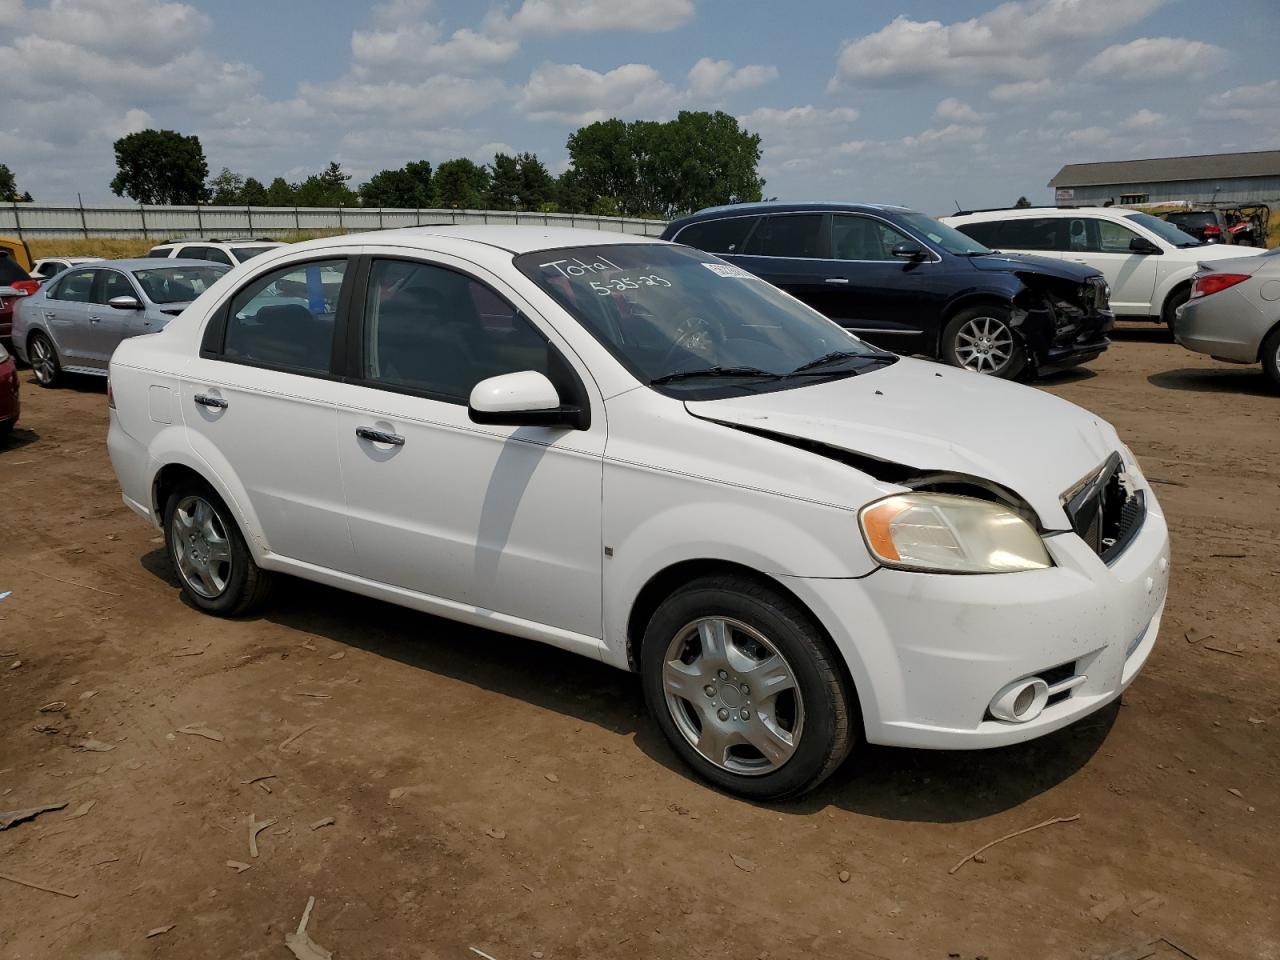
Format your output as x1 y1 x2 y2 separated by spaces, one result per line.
661 202 1112 378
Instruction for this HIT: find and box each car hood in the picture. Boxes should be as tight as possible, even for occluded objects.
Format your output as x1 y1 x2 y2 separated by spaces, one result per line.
965 253 1100 282
684 358 1118 529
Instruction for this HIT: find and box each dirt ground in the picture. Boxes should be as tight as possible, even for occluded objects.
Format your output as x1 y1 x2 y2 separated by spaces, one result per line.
1 327 1277 960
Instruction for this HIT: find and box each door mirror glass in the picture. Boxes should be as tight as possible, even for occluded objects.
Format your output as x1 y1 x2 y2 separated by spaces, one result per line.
468 371 581 428
891 242 926 260
1128 236 1162 255
108 295 142 310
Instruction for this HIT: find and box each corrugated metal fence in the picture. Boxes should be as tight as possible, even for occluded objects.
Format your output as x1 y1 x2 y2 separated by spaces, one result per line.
0 203 668 240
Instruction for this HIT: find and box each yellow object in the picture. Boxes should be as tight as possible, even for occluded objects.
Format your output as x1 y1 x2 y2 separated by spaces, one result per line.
0 237 32 271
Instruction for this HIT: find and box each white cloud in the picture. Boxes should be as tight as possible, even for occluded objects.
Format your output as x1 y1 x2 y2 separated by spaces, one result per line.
519 62 678 125
829 0 1163 88
1203 79 1280 125
935 98 987 122
1066 125 1111 145
989 78 1055 101
687 58 778 99
902 123 987 149
1123 108 1166 129
739 105 860 130
488 0 694 36
1086 37 1226 81
1048 108 1082 124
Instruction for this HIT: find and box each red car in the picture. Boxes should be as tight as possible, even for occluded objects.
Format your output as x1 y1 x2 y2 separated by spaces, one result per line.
0 339 18 438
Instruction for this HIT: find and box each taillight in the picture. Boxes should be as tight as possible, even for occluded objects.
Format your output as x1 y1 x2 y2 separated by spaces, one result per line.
1190 273 1250 299
11 280 39 296
1202 224 1221 237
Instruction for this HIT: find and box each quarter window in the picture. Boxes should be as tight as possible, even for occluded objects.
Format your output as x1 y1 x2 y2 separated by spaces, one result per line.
361 259 553 402
674 216 759 255
222 259 347 374
49 269 96 303
740 214 826 258
831 215 914 261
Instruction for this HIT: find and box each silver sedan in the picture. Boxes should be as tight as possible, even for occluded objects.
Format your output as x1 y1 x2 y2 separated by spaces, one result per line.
1175 248 1280 388
13 258 228 387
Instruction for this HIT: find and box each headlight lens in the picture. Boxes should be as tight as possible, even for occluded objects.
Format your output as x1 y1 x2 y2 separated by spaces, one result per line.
1117 442 1144 483
859 493 1052 574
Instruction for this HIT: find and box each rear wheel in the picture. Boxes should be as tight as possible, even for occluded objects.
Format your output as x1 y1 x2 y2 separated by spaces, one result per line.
163 479 273 616
28 332 60 388
640 574 856 800
941 305 1028 379
1262 325 1280 391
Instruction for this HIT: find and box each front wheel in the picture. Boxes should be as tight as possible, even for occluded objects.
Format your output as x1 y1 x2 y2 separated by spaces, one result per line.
941 306 1028 379
640 575 856 800
1262 325 1280 391
28 332 61 388
163 480 273 616
1162 286 1191 331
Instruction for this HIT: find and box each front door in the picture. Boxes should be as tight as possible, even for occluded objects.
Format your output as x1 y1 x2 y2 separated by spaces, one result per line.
331 253 606 641
84 269 137 368
1066 217 1159 315
181 256 355 572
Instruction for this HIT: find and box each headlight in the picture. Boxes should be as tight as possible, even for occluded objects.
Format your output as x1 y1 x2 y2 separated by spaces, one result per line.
859 493 1052 574
1117 442 1144 482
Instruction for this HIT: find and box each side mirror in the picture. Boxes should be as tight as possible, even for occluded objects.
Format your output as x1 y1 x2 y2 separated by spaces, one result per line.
108 295 142 310
1128 237 1162 255
891 242 927 260
468 371 586 430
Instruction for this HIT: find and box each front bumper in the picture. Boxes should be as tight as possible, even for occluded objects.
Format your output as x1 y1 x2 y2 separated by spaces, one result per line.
1174 290 1266 364
785 488 1170 749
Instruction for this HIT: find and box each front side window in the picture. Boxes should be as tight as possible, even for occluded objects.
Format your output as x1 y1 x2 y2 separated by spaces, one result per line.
831 215 913 261
1088 218 1141 253
95 270 137 304
50 269 96 302
362 259 553 401
134 265 228 303
740 214 826 258
222 259 346 373
896 212 990 256
515 244 890 400
674 217 759 255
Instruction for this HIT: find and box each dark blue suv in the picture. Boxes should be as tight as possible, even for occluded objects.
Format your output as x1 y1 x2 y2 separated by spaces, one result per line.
661 202 1112 378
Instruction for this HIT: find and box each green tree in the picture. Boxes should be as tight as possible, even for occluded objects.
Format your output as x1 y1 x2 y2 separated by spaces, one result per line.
294 162 358 206
208 167 245 205
265 177 295 206
562 118 636 215
516 153 555 211
360 160 434 208
1014 195 1032 208
486 153 522 210
0 163 32 202
434 158 490 209
240 177 269 206
109 129 209 204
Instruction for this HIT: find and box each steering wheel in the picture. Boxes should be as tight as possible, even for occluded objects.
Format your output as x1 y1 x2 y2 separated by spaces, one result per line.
659 315 719 369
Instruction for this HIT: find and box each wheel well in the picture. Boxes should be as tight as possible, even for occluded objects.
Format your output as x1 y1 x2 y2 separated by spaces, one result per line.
625 559 828 673
152 463 208 519
1162 280 1192 321
1260 318 1280 364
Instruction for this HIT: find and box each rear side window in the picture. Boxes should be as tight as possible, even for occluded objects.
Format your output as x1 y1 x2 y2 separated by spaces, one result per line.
147 247 171 258
221 259 347 374
997 217 1067 251
49 269 96 302
740 214 826 258
674 216 759 255
362 258 553 402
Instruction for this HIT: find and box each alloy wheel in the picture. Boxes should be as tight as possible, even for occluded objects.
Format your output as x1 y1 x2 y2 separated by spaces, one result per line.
661 616 804 776
170 494 233 599
30 336 56 385
954 316 1014 374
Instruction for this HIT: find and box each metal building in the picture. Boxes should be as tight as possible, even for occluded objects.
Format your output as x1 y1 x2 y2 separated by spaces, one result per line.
1048 150 1280 206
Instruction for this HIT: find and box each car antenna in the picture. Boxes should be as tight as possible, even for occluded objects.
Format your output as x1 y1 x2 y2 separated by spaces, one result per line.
954 200 962 212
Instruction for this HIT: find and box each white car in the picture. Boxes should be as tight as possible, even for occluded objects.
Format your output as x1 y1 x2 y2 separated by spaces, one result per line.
30 256 104 281
146 238 286 268
107 227 1170 799
943 207 1264 325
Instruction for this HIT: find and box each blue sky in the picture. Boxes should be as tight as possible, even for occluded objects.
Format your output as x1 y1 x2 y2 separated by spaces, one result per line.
2 0 1277 213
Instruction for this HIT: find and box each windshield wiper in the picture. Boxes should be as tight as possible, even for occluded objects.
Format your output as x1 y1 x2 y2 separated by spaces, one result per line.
787 351 895 375
649 365 781 385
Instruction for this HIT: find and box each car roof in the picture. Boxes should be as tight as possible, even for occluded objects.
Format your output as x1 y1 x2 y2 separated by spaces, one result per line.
670 201 916 226
948 206 1136 221
156 238 284 246
306 225 667 256
78 257 228 270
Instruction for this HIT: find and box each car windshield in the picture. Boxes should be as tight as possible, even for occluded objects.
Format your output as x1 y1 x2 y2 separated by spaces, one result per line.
231 246 277 262
898 212 992 255
1124 212 1202 248
515 244 892 398
132 265 229 303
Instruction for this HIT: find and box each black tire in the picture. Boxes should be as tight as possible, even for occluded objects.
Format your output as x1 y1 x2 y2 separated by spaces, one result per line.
163 478 273 616
1262 325 1280 391
0 420 12 439
28 331 61 388
940 304 1028 379
640 574 857 801
1162 285 1191 331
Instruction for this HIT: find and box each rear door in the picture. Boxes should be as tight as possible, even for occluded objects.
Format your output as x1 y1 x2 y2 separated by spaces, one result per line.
722 213 833 313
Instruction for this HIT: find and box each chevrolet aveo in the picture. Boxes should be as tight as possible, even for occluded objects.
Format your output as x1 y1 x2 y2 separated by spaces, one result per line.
107 227 1170 799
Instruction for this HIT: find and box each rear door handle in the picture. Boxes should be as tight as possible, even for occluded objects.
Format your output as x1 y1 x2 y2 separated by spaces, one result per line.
824 277 850 284
356 426 405 446
193 394 228 409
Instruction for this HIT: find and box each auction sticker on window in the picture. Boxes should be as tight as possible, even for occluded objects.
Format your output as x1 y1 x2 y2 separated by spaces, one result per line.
701 262 757 279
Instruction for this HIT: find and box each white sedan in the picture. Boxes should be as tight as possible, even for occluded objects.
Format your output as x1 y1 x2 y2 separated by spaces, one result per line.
107 226 1170 799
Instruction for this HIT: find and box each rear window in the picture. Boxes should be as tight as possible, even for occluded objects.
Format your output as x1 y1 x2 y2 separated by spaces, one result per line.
0 252 30 285
674 217 759 255
1167 213 1215 227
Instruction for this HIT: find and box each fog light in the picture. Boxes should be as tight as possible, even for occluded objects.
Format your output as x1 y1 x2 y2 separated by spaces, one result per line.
989 678 1050 723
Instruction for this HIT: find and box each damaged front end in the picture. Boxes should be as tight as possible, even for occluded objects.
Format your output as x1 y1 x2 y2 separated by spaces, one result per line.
1011 272 1113 374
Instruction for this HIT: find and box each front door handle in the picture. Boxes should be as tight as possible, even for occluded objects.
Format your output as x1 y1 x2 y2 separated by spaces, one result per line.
42 311 56 320
89 316 102 323
824 277 850 284
356 426 405 446
193 394 228 409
